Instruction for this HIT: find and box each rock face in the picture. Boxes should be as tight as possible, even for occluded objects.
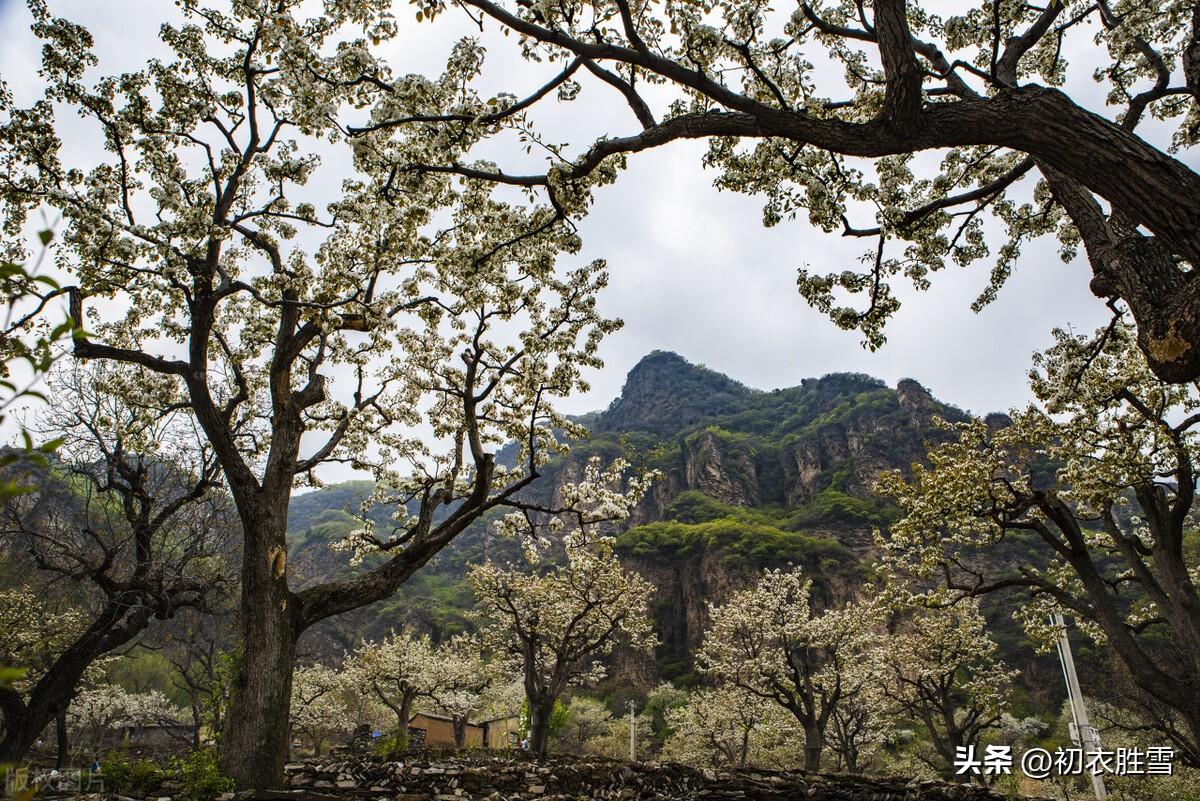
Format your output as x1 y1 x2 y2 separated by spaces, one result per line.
266 754 1039 801
681 431 760 507
896 378 940 425
624 547 761 680
595 351 752 435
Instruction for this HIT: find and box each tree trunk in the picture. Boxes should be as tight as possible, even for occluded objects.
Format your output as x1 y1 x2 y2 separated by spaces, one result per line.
942 726 968 783
0 605 144 764
802 721 823 772
399 694 413 737
528 700 552 760
453 716 467 750
55 708 69 768
191 703 202 751
218 508 300 791
844 743 859 775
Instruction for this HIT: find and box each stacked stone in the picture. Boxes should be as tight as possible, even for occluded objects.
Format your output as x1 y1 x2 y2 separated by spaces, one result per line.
265 754 1035 801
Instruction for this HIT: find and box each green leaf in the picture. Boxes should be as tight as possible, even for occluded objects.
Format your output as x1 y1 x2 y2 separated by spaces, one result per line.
37 229 53 246
38 436 65 453
0 666 28 689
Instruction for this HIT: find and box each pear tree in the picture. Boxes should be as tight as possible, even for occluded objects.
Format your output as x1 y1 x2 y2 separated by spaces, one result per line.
336 0 1200 383
698 567 881 771
882 600 1016 778
290 663 354 758
1 0 621 786
429 633 493 750
0 363 231 764
469 458 657 759
68 684 186 757
879 321 1200 765
661 685 803 770
343 628 437 741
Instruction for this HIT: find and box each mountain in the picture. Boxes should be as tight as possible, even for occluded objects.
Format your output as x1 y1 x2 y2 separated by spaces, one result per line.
287 352 975 675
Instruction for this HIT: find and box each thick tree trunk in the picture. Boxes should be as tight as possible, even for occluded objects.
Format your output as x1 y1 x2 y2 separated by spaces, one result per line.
452 717 467 750
528 700 552 760
399 695 413 737
843 744 859 775
218 505 300 791
0 605 144 764
940 723 968 783
802 721 823 772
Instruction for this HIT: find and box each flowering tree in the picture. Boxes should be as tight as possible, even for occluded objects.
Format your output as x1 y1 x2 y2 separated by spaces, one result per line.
344 629 437 740
883 601 1016 778
338 0 1200 383
429 633 492 749
824 661 890 775
0 587 85 762
0 363 232 764
1 1 620 786
555 696 615 755
661 686 802 770
698 567 880 771
290 664 354 757
470 460 657 759
0 590 85 690
68 684 186 758
879 321 1200 765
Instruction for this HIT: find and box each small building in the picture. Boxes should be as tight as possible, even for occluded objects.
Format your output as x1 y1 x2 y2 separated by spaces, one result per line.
116 720 194 748
407 713 484 749
479 715 521 749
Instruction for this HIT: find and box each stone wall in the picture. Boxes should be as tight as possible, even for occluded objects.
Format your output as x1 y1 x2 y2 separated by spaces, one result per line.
269 754 1039 801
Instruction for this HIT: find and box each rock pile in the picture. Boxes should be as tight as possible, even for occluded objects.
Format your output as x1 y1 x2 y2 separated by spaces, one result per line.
264 753 1033 801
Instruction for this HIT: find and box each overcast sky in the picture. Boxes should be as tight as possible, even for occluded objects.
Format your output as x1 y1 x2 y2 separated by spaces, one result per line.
0 0 1127 429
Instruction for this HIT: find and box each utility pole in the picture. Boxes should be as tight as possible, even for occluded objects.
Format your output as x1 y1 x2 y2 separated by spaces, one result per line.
1053 612 1107 800
627 700 636 761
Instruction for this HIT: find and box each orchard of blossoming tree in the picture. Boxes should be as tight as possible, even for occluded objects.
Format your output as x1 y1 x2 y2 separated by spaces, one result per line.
2 1 1199 799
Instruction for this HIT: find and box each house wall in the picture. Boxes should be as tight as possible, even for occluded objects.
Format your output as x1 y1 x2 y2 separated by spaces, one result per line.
482 716 521 749
408 714 484 749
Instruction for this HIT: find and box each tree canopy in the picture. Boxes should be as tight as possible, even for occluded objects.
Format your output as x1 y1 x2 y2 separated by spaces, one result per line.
879 322 1200 765
330 0 1200 382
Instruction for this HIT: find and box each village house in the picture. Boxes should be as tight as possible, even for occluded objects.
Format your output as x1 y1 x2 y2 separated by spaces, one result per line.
406 713 522 751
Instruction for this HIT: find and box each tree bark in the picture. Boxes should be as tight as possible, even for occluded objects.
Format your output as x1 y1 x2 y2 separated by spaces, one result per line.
1040 165 1200 383
452 717 466 750
528 700 552 760
54 708 69 768
802 720 823 772
218 504 300 791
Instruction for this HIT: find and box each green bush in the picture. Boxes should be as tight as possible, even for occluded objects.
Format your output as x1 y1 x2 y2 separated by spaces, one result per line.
100 753 166 797
173 748 234 801
372 730 408 759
